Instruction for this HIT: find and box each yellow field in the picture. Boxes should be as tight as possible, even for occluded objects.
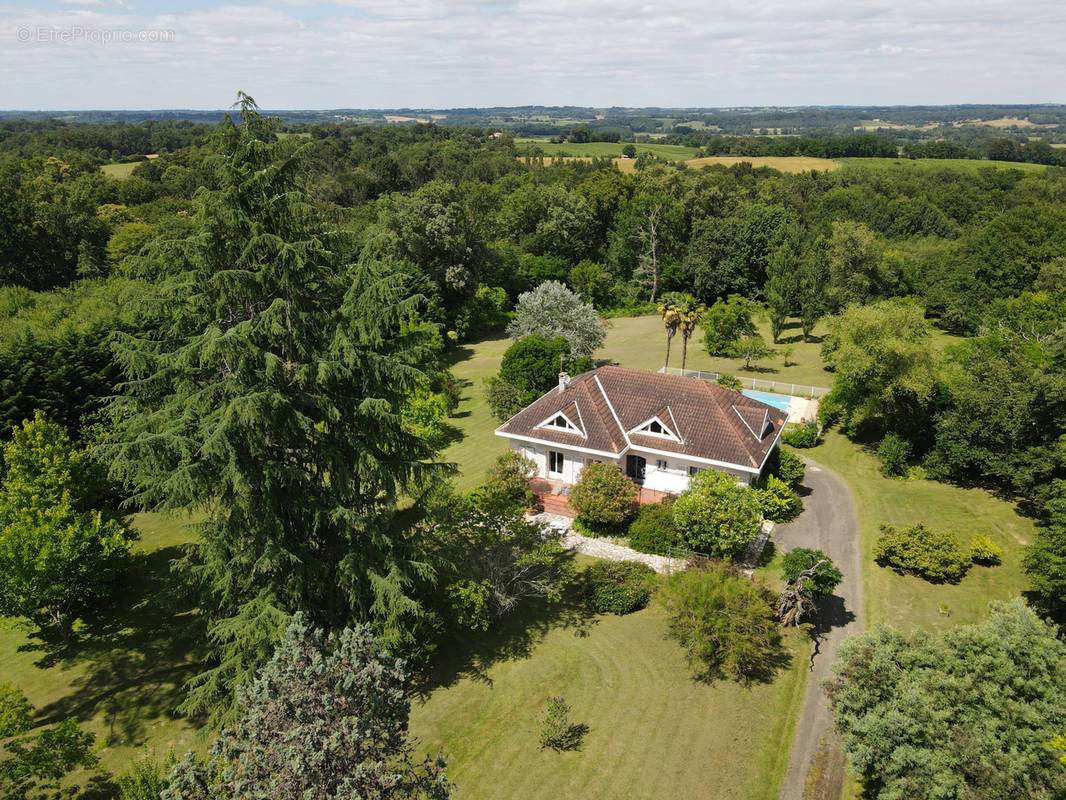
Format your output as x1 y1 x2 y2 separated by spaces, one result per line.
685 155 842 172
967 116 1055 128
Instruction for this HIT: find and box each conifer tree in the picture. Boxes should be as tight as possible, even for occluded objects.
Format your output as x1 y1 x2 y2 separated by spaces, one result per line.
102 95 446 725
162 615 449 800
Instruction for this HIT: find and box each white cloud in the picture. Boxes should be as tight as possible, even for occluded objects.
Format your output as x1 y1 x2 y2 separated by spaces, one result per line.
0 0 1063 108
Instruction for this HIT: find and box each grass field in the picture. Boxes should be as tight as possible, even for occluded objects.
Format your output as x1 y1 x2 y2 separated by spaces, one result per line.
686 156 841 173
101 162 140 179
0 512 202 783
838 157 1057 174
516 139 702 160
410 567 807 800
805 431 1034 633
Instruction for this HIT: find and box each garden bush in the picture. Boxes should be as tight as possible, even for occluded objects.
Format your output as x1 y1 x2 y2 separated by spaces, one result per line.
569 462 638 534
659 561 785 683
716 373 742 391
767 447 805 487
672 469 762 558
874 523 969 583
584 560 655 614
483 451 536 510
626 501 680 556
876 433 913 477
781 547 842 598
816 394 844 428
754 474 802 522
969 535 1003 566
781 421 820 448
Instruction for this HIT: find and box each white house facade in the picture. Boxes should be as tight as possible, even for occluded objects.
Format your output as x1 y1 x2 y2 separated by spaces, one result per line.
494 366 788 494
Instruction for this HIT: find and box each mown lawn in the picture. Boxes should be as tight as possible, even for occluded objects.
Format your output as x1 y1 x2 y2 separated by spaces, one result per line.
0 512 203 783
410 564 807 800
100 162 139 179
807 431 1034 633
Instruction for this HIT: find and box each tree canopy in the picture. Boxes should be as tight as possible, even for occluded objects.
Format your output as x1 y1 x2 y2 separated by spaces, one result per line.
826 600 1066 800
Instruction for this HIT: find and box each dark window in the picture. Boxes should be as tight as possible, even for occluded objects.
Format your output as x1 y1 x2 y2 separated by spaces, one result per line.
656 459 668 470
549 451 564 474
688 466 702 477
648 420 663 434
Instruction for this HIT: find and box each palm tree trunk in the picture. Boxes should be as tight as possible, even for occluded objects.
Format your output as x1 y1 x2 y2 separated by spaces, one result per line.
664 331 673 369
680 332 689 372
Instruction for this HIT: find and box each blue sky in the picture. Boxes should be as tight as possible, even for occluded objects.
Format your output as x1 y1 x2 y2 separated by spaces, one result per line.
2 0 1064 110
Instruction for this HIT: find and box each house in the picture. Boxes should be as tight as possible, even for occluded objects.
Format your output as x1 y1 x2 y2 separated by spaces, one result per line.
494 365 788 495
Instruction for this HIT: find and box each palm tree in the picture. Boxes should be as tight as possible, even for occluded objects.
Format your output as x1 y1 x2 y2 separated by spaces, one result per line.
671 293 706 373
657 298 681 370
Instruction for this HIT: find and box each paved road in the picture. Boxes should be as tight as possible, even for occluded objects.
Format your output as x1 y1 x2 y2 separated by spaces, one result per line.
775 457 863 800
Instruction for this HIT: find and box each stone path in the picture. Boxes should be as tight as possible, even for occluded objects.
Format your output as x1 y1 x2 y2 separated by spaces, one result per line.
528 512 685 574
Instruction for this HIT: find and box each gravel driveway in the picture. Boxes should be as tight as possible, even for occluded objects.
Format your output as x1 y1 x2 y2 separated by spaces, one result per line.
774 457 863 800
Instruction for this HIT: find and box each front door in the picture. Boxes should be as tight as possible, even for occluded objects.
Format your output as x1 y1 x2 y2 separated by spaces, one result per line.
626 454 647 484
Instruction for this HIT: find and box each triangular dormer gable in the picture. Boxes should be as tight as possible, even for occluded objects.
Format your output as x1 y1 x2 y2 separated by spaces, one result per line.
628 413 681 443
733 405 772 440
534 407 585 437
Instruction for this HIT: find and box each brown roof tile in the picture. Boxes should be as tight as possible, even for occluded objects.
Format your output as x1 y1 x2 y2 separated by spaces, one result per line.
496 366 787 469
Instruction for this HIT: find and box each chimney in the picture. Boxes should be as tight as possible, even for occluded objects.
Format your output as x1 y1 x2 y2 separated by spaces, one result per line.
558 372 571 393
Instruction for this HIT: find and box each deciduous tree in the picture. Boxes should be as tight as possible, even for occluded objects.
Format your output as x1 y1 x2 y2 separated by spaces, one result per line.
826 600 1066 800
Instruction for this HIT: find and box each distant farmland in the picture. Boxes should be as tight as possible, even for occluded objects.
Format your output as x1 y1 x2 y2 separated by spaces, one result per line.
516 140 701 159
685 156 841 172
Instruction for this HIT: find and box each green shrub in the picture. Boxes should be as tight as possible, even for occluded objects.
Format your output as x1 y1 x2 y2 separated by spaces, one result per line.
781 422 819 448
816 394 843 428
659 561 784 683
754 474 802 522
874 523 969 583
876 433 913 477
673 469 762 558
483 451 536 510
716 373 743 391
781 548 842 598
626 501 680 555
969 535 1003 566
767 447 805 487
537 697 587 751
584 560 655 614
569 462 638 530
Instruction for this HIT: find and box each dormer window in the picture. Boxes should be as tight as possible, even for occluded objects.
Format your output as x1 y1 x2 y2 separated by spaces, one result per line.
534 409 585 437
629 414 681 443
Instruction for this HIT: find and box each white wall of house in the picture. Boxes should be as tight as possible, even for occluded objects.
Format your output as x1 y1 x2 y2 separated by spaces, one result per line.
511 441 591 485
509 439 763 491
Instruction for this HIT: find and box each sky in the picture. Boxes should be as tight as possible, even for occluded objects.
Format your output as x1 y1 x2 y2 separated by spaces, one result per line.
2 0 1065 110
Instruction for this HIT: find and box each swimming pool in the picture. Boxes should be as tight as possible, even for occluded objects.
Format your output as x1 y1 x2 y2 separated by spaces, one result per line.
741 389 792 412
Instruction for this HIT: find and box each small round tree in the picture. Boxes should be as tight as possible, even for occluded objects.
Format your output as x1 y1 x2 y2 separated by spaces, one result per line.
781 547 842 598
568 463 638 535
672 469 762 558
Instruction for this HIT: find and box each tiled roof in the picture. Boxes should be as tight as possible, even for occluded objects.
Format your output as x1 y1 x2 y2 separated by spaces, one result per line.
496 366 787 470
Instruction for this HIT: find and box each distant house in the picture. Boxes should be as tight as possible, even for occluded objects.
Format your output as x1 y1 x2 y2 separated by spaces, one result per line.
494 365 787 494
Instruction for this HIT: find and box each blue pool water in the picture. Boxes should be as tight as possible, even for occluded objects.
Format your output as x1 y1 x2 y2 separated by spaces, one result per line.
741 389 792 412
